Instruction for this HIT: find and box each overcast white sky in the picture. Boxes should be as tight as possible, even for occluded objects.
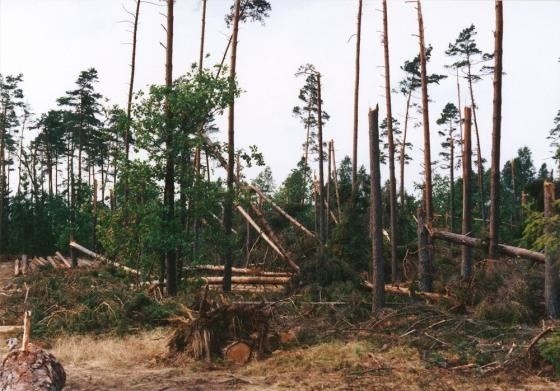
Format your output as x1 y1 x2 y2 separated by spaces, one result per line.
1 0 559 193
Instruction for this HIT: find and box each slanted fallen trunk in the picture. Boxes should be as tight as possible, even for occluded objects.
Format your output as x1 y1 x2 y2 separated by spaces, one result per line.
362 281 460 307
69 241 141 275
55 252 72 268
199 276 290 285
431 228 545 263
186 265 291 277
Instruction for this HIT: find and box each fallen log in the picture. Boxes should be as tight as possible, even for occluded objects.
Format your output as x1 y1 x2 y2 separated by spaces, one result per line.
69 241 140 276
186 265 292 277
199 276 291 285
363 281 460 307
46 256 63 270
223 341 252 364
0 326 22 334
14 259 20 277
247 184 316 239
430 229 545 263
55 252 72 268
236 206 299 272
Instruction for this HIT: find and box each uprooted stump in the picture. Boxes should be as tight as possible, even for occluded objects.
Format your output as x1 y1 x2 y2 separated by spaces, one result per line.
0 346 66 391
167 302 277 364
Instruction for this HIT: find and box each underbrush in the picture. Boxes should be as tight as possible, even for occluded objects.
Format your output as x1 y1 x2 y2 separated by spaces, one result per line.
1 267 182 338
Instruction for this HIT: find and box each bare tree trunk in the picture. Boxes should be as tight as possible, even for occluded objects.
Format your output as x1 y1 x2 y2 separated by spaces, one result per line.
368 106 385 313
400 90 412 205
417 0 433 222
456 68 462 138
449 117 455 232
544 181 560 318
124 0 141 206
317 73 326 244
331 140 342 221
198 0 207 72
382 0 399 282
417 205 432 291
488 0 503 259
351 0 362 201
461 107 473 280
223 0 241 292
467 65 486 223
163 0 177 296
326 140 331 239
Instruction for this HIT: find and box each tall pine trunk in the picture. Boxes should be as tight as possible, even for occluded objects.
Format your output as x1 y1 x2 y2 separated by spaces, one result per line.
124 0 141 206
163 0 177 296
461 107 473 280
369 106 385 313
382 0 399 282
544 181 560 318
317 73 326 244
449 117 455 232
223 0 241 293
488 0 503 259
351 0 362 201
417 0 433 222
400 90 412 205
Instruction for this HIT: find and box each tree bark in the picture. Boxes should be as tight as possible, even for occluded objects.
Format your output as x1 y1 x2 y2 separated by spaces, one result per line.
488 0 503 259
400 90 412 205
382 0 399 283
163 0 177 296
223 0 241 292
198 0 207 72
417 206 432 292
368 106 385 313
449 117 455 233
316 73 326 244
461 107 473 280
351 0 363 200
544 181 560 318
124 0 141 206
417 0 433 223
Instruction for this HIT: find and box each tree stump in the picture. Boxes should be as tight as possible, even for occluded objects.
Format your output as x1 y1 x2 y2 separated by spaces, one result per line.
0 346 66 391
223 341 252 364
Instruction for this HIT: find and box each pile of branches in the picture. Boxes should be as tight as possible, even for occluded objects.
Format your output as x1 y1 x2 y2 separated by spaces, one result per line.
167 294 277 364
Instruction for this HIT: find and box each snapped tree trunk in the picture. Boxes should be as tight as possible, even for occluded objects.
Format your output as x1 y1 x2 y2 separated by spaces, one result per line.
351 0 363 200
163 0 177 296
223 0 241 292
461 107 473 280
488 0 503 259
368 106 385 313
400 90 412 205
544 181 560 318
382 0 399 283
468 70 486 223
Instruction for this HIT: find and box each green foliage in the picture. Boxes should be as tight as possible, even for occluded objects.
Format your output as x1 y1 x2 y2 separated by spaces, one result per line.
539 333 560 375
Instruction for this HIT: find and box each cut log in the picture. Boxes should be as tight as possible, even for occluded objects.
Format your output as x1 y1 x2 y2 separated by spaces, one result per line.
199 276 290 285
46 256 63 270
186 265 291 277
69 241 141 276
0 348 66 391
37 257 49 267
222 341 252 364
21 255 29 275
55 252 72 268
247 184 316 238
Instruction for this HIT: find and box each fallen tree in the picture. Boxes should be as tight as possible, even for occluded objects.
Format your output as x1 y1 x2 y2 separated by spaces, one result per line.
186 265 292 277
363 281 461 307
430 228 545 263
69 241 141 275
198 276 291 286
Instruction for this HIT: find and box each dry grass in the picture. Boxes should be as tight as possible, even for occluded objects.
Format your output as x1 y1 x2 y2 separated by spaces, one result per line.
51 328 168 369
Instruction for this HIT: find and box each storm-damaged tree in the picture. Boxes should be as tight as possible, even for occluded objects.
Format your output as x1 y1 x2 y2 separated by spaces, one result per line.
0 74 24 251
445 24 494 223
222 0 271 292
436 103 460 232
295 64 328 244
396 47 445 204
351 0 363 201
488 0 503 259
